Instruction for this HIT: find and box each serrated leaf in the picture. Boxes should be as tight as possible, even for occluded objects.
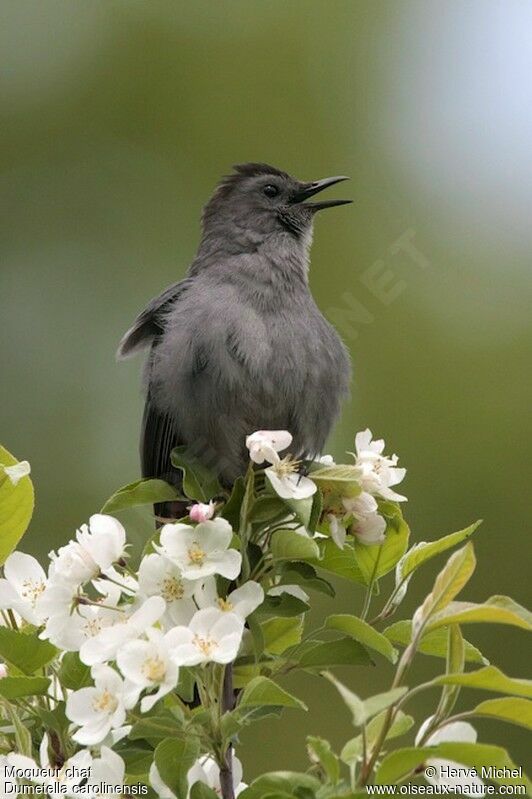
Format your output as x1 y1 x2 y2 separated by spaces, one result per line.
239 676 306 710
307 736 340 784
271 530 320 562
0 445 34 564
249 497 287 523
427 595 532 632
221 477 245 529
314 540 365 583
190 783 219 799
297 638 372 670
354 507 410 585
325 673 406 726
471 696 532 729
435 625 465 719
413 543 476 632
340 710 414 765
280 562 335 597
397 521 482 582
383 620 488 664
325 614 398 663
2 699 32 755
101 478 180 514
262 617 304 655
155 737 200 799
130 711 185 743
0 628 58 675
170 446 222 503
0 676 50 699
434 665 532 698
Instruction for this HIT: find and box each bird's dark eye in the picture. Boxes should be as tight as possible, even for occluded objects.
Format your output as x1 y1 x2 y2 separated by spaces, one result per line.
262 184 279 198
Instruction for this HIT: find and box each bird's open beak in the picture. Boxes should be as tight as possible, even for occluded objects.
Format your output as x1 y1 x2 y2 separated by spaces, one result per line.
291 176 352 210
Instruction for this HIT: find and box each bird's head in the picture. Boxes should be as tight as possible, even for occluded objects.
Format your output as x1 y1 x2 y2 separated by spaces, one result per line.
201 163 351 249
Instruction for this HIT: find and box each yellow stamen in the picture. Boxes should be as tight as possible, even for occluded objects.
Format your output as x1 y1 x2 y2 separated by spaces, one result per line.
188 543 207 566
161 576 185 601
92 689 118 714
193 634 216 657
217 598 233 612
142 656 166 682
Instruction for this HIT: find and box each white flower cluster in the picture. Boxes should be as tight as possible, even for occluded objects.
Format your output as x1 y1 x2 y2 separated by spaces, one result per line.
0 511 259 796
245 428 407 548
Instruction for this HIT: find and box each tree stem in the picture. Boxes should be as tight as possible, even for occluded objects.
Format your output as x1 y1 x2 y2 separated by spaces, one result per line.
220 663 236 799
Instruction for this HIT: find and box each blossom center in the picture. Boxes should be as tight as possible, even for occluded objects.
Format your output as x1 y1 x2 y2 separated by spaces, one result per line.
272 456 300 478
142 656 167 682
93 689 118 714
161 576 185 601
187 543 207 566
20 579 46 607
83 618 103 637
217 598 233 612
193 634 217 657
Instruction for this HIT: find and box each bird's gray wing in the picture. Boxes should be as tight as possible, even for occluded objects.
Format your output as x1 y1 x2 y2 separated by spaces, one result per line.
116 277 193 359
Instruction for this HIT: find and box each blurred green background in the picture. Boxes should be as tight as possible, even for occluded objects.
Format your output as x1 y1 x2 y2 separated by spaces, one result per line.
1 0 530 776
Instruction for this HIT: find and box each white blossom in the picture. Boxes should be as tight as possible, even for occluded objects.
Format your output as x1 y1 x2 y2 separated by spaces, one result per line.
48 515 126 587
138 553 196 628
6 736 92 798
266 458 316 500
117 627 180 713
0 552 47 625
169 607 244 665
88 748 126 799
188 754 246 797
149 762 176 799
1 460 31 486
196 578 264 619
246 430 292 465
66 664 133 745
351 511 387 545
326 513 347 549
155 518 241 581
353 429 407 502
38 582 122 651
415 717 485 797
79 595 166 666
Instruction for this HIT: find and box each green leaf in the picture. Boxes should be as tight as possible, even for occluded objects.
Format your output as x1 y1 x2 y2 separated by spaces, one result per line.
254 593 310 617
311 464 363 495
130 711 185 743
307 489 323 534
471 696 532 729
397 520 482 582
239 772 321 799
297 638 372 670
2 699 32 755
0 445 34 564
249 496 288 523
154 737 200 799
0 628 58 675
239 676 307 710
262 617 304 655
279 562 335 597
221 477 245 529
58 652 91 690
434 665 532 698
325 614 398 663
314 540 365 584
434 625 465 719
325 673 406 726
306 736 340 784
233 664 260 689
190 783 219 799
120 747 154 777
354 507 410 584
383 620 488 664
101 478 180 514
427 595 532 632
0 676 50 699
340 710 414 765
271 530 320 562
377 743 530 791
413 543 476 631
170 446 222 503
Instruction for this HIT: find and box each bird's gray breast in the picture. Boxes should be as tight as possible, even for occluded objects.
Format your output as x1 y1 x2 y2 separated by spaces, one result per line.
149 272 349 480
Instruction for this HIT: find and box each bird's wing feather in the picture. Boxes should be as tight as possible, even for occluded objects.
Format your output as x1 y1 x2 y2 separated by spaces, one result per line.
116 277 193 359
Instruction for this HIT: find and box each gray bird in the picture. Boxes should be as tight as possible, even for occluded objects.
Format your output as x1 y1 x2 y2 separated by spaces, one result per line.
117 163 351 509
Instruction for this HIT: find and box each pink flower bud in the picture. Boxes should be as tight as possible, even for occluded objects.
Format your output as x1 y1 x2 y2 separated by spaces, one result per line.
189 501 216 523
